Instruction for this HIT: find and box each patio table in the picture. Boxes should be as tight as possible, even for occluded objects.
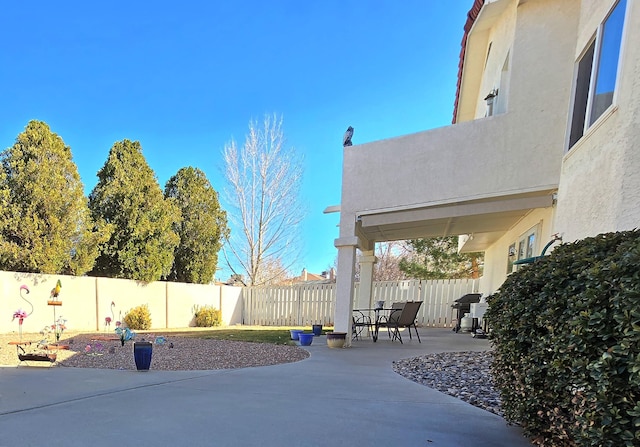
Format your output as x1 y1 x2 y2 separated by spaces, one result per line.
353 308 397 342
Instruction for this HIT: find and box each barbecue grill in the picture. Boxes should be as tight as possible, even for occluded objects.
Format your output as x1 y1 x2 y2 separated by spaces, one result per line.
451 293 481 332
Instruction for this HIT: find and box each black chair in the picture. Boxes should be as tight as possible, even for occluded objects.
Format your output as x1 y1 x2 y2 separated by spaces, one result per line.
378 301 422 343
352 310 373 340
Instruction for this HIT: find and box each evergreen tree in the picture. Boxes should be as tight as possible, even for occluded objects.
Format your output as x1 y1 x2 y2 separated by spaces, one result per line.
399 236 483 279
89 139 180 281
0 120 105 274
164 167 228 284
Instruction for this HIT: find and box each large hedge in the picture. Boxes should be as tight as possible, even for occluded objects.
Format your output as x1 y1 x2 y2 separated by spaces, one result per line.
486 230 640 447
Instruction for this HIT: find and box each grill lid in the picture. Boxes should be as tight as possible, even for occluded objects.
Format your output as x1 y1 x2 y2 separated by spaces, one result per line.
451 293 481 308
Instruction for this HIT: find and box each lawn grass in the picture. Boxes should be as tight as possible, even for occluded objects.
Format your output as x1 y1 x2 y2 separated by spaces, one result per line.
163 326 334 345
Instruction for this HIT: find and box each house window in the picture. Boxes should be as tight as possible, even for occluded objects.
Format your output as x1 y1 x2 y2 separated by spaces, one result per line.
507 243 516 274
508 224 540 273
568 0 627 149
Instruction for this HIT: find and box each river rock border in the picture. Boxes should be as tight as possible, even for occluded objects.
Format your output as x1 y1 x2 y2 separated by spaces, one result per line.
392 350 503 417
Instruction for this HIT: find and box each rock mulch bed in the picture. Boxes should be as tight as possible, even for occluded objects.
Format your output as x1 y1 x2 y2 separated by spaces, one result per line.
0 332 309 370
392 350 503 417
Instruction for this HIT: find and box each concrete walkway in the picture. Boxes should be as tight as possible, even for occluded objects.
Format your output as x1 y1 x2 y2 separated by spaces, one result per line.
0 329 531 447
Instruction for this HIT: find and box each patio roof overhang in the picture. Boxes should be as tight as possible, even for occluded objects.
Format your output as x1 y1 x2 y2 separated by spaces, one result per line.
355 189 555 251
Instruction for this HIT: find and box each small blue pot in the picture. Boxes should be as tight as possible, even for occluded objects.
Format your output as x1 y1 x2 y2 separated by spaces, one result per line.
290 329 304 340
298 332 314 346
312 324 323 336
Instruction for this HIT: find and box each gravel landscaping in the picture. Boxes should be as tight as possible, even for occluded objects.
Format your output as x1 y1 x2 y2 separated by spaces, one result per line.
393 350 502 417
0 332 309 370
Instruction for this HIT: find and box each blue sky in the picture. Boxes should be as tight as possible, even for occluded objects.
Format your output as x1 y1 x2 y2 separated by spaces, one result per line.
0 1 471 280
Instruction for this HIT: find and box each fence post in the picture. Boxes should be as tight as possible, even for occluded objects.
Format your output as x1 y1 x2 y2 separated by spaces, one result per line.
296 286 302 326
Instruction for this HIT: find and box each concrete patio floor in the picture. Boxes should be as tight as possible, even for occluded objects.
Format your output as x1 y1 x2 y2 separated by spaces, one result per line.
0 328 531 447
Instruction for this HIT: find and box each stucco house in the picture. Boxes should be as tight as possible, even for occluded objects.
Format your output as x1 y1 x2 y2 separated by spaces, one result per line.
331 0 639 339
285 268 336 285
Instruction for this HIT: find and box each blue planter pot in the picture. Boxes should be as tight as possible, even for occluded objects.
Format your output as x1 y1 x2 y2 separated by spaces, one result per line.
290 329 304 340
298 332 314 346
312 324 323 336
134 342 153 371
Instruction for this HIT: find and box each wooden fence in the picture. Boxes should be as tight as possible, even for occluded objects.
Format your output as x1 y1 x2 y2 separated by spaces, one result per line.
242 278 480 327
242 283 335 326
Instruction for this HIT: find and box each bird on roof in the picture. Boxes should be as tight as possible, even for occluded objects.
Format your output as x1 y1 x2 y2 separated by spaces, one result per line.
343 126 354 147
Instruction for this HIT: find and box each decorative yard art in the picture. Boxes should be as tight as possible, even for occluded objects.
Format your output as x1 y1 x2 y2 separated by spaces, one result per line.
12 285 33 340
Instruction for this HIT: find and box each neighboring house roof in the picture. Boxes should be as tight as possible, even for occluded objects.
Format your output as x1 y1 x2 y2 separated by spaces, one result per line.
294 272 326 282
452 0 485 124
287 268 336 284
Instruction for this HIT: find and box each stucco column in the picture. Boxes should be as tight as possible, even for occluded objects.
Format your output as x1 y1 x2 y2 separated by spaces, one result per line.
357 251 377 310
334 236 358 344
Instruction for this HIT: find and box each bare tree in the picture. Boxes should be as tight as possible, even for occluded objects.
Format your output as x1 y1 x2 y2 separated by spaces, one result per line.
222 114 304 286
373 241 412 281
346 241 412 282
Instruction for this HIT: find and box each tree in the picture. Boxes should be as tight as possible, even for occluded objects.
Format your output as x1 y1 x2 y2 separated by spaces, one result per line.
399 236 483 279
164 167 228 284
88 139 180 282
347 241 411 282
373 241 412 281
222 114 303 286
0 120 106 275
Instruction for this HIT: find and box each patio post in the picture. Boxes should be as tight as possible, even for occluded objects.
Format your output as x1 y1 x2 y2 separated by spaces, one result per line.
357 250 377 310
334 236 358 345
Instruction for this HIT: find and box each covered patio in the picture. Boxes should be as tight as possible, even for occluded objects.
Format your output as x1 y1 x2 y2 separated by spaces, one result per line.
329 116 558 343
328 0 579 342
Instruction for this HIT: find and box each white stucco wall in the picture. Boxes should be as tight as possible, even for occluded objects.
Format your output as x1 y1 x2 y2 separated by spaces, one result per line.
554 0 640 241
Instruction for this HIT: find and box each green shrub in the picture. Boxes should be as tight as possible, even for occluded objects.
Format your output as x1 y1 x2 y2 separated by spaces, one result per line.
123 304 152 330
486 230 640 447
193 305 221 327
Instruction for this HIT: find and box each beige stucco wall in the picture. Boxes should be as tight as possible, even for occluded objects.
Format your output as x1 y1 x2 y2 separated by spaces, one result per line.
98 277 168 328
336 0 581 320
341 114 556 222
554 0 640 241
339 0 578 238
480 207 556 294
335 0 638 332
0 273 99 334
473 1 517 118
0 271 243 335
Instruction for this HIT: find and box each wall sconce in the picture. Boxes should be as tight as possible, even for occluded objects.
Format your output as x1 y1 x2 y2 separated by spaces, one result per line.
485 89 498 116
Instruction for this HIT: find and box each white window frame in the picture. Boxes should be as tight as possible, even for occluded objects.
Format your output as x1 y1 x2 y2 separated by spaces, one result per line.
508 223 541 273
566 0 628 150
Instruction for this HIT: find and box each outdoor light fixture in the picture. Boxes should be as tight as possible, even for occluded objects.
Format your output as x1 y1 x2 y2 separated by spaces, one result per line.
485 88 498 116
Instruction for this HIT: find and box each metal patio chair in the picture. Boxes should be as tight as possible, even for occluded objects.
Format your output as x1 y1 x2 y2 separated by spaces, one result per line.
378 301 422 343
352 310 373 340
